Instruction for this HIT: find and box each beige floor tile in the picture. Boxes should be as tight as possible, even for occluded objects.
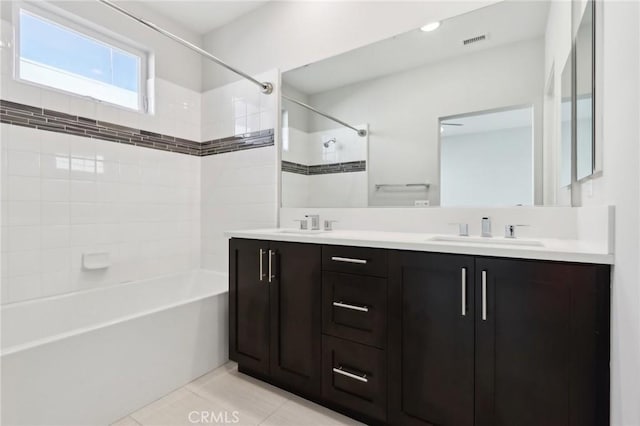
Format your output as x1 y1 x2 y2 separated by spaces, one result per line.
110 416 141 426
187 361 237 389
124 362 362 426
260 396 364 426
186 368 288 424
131 388 238 426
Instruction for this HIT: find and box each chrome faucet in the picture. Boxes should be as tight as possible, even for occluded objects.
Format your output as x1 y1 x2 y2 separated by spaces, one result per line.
324 220 338 231
481 217 492 237
449 223 469 236
305 214 320 231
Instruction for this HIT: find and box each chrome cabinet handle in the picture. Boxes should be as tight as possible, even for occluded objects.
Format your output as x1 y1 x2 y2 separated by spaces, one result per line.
333 301 369 312
482 270 487 321
259 249 265 281
461 267 467 316
331 256 367 264
268 250 275 283
332 367 368 383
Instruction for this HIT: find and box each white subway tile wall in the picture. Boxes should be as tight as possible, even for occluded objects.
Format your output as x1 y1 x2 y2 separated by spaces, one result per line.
201 146 278 273
1 123 201 304
200 70 279 273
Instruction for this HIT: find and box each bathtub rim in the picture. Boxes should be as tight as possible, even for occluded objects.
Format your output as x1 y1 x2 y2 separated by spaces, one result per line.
1 269 228 357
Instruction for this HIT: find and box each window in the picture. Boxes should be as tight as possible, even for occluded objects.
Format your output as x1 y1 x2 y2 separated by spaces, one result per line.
17 6 147 111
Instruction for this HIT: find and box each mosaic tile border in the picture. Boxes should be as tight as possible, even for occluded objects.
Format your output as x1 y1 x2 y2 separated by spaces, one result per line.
0 99 274 157
282 160 366 175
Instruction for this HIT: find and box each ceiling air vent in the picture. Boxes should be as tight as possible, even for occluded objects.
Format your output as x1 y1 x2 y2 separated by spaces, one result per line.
463 34 487 45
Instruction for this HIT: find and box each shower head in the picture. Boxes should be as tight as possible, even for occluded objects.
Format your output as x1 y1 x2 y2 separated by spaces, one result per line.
323 138 336 148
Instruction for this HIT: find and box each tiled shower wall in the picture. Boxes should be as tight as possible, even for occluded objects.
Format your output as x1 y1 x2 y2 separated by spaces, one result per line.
0 123 201 303
0 64 278 303
0 7 206 304
200 70 279 273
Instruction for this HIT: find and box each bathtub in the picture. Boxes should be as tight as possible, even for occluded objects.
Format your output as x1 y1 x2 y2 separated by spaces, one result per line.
1 269 229 426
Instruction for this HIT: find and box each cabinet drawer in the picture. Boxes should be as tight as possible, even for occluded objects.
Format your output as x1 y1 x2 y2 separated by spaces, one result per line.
322 245 388 277
322 335 387 422
322 272 387 348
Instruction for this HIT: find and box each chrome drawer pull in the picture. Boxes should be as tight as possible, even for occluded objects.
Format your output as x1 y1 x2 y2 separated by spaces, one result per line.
268 250 275 283
482 270 487 321
332 367 368 383
331 256 367 264
259 249 265 281
332 301 369 312
461 267 467 316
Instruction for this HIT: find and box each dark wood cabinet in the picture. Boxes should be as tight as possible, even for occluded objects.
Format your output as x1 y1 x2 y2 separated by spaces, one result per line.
269 241 322 396
389 252 476 426
474 258 610 426
229 238 270 375
388 252 610 426
230 238 610 426
229 239 322 397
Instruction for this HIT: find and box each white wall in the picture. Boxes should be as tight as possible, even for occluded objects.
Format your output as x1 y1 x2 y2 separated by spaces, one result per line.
441 126 533 207
596 2 640 425
305 38 544 206
202 1 497 90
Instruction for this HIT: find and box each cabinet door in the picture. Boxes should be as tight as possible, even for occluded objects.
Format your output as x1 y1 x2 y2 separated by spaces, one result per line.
475 258 610 426
389 251 475 426
269 241 322 397
229 239 270 375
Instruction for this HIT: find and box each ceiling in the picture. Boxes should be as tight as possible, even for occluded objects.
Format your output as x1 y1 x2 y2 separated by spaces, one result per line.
284 1 550 95
126 1 269 35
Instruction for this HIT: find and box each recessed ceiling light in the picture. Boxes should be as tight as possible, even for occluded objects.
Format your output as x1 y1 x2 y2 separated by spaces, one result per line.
420 21 441 32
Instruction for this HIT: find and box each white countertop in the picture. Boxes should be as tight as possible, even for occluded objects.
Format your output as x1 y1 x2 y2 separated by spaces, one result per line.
225 229 614 265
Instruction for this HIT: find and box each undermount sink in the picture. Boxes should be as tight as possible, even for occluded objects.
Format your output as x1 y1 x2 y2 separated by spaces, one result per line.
427 235 544 247
277 229 326 235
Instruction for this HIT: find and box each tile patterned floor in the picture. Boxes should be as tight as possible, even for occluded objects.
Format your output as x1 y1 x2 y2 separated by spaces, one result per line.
111 362 363 426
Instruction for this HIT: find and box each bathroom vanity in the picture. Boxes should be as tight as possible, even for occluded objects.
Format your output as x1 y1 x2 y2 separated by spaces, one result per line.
228 230 611 426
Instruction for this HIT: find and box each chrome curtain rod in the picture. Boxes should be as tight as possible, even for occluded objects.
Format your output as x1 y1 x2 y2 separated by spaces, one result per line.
282 94 367 137
97 0 273 94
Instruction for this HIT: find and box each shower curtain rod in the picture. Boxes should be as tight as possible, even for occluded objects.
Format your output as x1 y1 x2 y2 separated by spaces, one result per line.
282 94 367 137
97 0 273 94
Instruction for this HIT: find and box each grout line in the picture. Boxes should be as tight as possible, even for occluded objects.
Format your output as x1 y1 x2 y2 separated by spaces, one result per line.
128 416 143 426
257 395 290 425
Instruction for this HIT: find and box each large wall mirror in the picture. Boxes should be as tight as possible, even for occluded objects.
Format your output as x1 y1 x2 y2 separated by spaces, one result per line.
280 0 598 208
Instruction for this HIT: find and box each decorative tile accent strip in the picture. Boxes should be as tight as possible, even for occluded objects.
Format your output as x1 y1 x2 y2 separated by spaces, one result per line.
281 161 310 175
0 99 274 157
200 129 274 156
282 160 366 175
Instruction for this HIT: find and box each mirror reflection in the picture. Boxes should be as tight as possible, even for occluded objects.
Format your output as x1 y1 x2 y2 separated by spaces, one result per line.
576 0 595 181
440 106 534 207
560 52 573 188
281 0 594 208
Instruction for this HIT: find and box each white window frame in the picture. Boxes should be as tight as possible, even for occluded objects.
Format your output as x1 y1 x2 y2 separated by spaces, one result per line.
14 1 150 112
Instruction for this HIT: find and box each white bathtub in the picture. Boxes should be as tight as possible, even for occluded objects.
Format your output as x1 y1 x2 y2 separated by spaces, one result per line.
1 269 229 426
